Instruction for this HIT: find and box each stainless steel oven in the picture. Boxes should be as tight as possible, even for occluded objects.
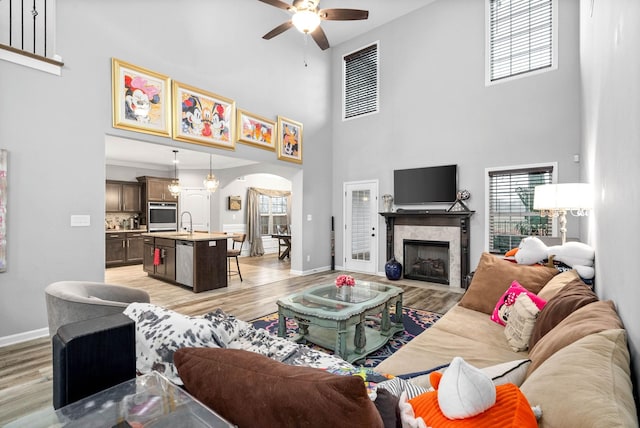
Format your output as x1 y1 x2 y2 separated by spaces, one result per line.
148 202 178 232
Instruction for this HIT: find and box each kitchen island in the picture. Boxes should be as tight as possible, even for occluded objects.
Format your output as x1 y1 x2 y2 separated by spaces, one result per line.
142 232 230 293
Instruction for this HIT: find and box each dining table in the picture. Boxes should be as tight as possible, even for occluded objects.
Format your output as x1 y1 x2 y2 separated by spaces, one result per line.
271 234 291 260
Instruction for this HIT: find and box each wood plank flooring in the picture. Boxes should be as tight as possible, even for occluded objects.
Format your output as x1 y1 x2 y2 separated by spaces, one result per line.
0 255 463 425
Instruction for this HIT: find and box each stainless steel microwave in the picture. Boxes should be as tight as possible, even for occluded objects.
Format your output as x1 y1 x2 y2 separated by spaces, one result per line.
148 202 178 231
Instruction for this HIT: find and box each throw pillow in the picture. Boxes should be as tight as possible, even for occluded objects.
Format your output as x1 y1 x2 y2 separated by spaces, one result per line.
174 347 384 428
123 302 219 385
535 269 580 301
520 329 637 427
528 277 598 349
459 253 558 315
377 376 430 399
526 300 623 375
374 388 401 428
482 359 531 387
504 294 541 352
491 281 547 326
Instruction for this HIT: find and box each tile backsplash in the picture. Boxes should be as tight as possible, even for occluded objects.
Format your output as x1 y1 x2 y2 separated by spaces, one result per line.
105 213 144 230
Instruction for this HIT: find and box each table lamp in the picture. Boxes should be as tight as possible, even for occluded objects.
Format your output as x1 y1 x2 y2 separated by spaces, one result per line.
533 183 592 244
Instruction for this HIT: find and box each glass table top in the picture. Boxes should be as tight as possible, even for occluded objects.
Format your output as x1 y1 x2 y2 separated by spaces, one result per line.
278 281 403 318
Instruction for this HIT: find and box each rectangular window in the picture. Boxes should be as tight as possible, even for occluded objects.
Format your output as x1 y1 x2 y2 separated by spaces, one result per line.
486 164 555 254
259 194 288 235
343 42 379 120
486 0 556 84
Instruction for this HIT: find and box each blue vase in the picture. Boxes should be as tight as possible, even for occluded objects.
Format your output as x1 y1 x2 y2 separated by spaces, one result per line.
385 257 402 280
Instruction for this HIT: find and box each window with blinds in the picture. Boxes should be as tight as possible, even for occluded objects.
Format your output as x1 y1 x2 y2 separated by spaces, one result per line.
343 42 379 120
487 165 554 253
487 0 555 83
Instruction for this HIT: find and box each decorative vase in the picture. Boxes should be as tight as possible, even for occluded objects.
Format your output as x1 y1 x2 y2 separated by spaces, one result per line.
385 257 402 280
382 194 394 212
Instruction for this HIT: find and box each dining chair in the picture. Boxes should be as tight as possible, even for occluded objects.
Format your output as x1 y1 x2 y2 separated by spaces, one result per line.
227 233 247 281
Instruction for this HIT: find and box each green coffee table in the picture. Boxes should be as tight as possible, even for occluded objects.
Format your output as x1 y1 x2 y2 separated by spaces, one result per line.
276 281 404 363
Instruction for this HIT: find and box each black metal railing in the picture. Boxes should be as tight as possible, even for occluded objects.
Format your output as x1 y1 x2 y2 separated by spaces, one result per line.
1 0 57 61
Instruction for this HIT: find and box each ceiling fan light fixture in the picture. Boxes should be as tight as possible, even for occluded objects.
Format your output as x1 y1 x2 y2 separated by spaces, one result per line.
292 10 321 33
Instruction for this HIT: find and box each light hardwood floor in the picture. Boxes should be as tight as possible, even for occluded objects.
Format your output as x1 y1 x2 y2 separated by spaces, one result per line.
0 255 464 425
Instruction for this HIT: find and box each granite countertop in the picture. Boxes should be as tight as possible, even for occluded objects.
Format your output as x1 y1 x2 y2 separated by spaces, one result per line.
141 231 232 241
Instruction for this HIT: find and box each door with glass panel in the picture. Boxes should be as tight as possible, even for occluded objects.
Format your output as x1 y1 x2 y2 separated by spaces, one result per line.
343 181 378 273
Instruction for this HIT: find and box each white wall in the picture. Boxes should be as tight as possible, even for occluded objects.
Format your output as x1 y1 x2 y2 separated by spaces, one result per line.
330 0 582 271
0 0 333 338
579 0 640 395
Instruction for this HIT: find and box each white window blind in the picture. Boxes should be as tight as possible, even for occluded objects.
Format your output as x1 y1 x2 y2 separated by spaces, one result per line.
488 0 554 82
488 165 553 253
343 42 379 120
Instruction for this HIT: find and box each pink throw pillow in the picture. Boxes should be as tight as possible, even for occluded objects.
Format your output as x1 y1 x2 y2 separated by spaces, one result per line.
491 281 547 326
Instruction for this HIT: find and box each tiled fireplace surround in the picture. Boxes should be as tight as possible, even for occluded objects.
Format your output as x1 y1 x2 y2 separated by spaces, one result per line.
381 211 474 288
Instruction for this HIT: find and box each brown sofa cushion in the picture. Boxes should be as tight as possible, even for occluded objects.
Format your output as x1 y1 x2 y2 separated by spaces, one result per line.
527 300 623 374
174 347 383 428
528 277 598 349
460 253 559 315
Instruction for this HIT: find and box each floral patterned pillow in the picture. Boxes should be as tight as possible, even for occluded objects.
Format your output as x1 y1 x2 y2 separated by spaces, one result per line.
491 281 546 326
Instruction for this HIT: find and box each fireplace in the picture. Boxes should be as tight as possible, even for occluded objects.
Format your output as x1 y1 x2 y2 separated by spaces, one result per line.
403 240 450 284
380 210 474 288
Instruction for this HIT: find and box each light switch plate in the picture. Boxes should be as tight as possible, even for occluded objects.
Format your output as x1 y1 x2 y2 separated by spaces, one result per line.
70 214 91 227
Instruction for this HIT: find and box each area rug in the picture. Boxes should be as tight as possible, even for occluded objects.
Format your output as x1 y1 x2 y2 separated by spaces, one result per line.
251 307 441 368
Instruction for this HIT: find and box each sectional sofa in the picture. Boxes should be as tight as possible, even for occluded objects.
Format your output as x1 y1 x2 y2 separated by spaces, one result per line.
376 252 638 427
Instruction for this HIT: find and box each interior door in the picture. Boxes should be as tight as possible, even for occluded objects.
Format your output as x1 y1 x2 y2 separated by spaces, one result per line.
343 181 378 273
179 189 211 232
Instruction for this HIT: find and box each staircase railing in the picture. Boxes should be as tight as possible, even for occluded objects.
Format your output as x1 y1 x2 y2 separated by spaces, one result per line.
0 0 63 71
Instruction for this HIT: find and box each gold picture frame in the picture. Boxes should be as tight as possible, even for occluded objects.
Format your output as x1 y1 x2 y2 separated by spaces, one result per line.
228 195 241 211
111 58 172 137
237 109 276 151
172 81 236 150
277 116 303 164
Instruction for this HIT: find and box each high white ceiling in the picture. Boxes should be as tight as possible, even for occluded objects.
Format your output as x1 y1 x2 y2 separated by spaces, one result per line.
105 0 435 171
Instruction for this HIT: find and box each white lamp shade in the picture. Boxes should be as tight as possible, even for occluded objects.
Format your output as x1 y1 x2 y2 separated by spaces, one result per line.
292 10 321 33
534 183 593 211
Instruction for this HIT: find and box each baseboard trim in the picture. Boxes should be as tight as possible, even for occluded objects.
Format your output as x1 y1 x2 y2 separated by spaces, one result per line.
0 327 49 347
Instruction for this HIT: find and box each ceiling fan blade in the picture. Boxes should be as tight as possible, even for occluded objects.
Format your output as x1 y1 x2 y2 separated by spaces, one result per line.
263 21 294 39
258 0 293 11
319 8 369 21
310 25 330 50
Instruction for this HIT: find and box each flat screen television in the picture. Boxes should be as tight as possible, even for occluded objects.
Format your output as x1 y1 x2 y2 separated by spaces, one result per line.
393 165 458 204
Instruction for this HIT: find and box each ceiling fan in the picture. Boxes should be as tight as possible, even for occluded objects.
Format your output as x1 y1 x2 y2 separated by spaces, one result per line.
259 0 369 51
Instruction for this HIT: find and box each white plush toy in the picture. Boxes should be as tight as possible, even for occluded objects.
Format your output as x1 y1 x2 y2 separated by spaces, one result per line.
514 237 595 279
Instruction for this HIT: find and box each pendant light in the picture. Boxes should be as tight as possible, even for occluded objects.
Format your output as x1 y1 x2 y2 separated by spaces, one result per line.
203 154 220 193
168 150 181 197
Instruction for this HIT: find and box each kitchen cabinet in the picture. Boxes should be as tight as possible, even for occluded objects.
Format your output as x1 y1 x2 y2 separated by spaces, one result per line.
105 180 142 213
143 237 176 281
105 232 126 266
137 176 178 203
106 231 145 267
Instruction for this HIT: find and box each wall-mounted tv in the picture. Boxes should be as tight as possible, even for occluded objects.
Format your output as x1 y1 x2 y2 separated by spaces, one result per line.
393 164 458 204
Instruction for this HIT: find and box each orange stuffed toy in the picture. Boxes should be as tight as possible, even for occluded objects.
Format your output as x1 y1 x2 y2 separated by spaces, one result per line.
404 358 538 428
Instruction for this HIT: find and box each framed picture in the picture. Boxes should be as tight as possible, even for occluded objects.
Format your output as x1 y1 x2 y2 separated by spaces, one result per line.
277 116 303 163
111 58 171 137
173 81 236 150
228 196 241 211
237 109 276 151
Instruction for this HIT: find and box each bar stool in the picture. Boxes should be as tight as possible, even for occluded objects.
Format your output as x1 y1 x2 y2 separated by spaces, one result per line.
227 233 246 281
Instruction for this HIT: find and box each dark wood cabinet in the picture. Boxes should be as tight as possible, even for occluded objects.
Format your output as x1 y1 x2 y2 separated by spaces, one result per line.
143 237 155 274
126 232 144 263
142 237 176 281
106 232 126 266
106 232 145 267
106 180 142 213
105 182 122 212
138 176 178 203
